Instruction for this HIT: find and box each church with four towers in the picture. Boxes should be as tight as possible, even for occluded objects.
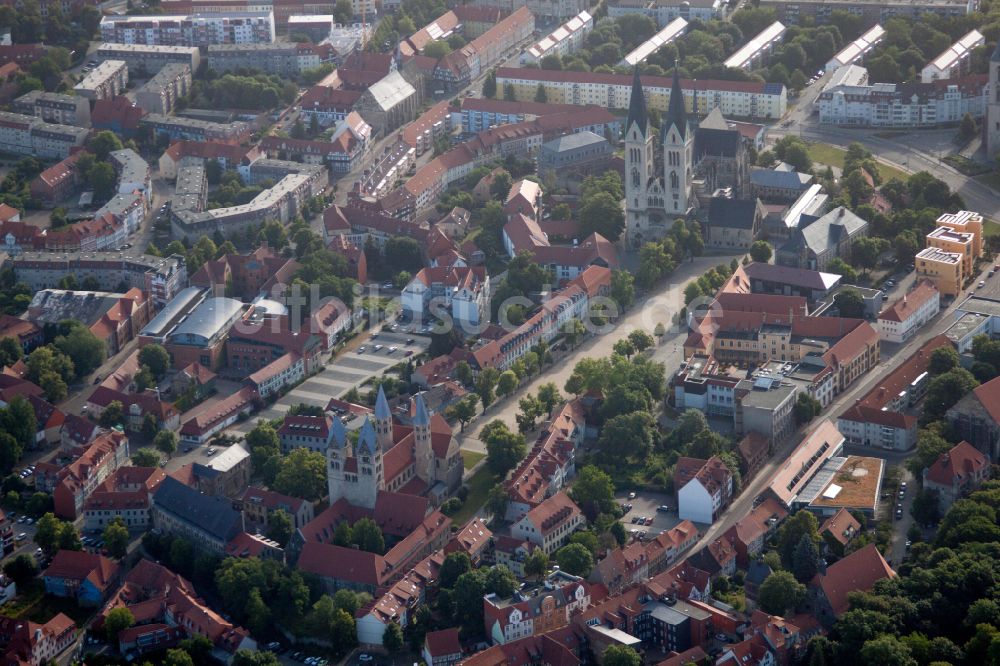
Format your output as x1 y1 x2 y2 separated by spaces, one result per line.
326 387 464 510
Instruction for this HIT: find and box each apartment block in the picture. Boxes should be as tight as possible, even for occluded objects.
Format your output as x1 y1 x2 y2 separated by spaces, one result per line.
915 247 964 297
11 251 187 308
0 111 89 159
927 226 977 279
936 209 984 258
207 42 300 76
74 60 128 101
608 0 727 26
818 72 985 127
496 67 787 119
434 7 535 90
877 280 941 344
521 10 592 64
95 42 201 73
140 113 252 143
12 90 91 127
134 63 192 115
100 11 276 47
172 161 327 239
758 0 974 24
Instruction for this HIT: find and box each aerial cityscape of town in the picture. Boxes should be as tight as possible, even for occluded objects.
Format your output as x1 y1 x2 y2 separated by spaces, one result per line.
0 0 998 664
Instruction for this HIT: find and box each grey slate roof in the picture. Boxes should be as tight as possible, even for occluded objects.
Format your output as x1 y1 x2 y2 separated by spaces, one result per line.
541 130 607 153
152 476 243 542
750 166 812 190
785 206 868 256
707 197 761 230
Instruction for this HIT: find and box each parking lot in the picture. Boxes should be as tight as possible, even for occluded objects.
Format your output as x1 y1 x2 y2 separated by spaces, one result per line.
616 490 686 540
227 329 430 434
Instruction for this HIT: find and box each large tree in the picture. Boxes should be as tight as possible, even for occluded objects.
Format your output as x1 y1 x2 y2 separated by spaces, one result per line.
103 517 129 559
555 543 594 577
483 420 527 478
272 449 327 501
758 570 806 615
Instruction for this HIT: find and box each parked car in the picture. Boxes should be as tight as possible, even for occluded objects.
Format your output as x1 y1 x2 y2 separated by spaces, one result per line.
657 505 670 513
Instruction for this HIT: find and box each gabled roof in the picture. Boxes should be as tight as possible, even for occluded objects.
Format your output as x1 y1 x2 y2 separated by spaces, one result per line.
968 374 1000 426
925 440 988 487
819 507 861 547
812 543 895 616
43 549 119 592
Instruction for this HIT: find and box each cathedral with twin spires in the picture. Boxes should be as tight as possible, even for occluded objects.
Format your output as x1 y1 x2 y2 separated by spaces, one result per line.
326 386 463 510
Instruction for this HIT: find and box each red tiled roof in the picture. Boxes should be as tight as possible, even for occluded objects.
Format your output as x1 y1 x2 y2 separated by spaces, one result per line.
879 280 939 323
924 440 988 487
425 627 462 658
812 543 895 616
297 541 386 587
819 507 861 547
44 549 118 592
970 374 1000 427
839 334 952 422
521 491 581 536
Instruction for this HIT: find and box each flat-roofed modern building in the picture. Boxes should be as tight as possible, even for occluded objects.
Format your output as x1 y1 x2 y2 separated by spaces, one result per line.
207 43 301 76
95 43 201 73
74 60 128 101
916 246 964 297
723 21 786 70
11 251 187 307
619 17 687 67
134 64 192 115
12 90 91 127
100 11 276 47
921 29 983 82
287 14 333 42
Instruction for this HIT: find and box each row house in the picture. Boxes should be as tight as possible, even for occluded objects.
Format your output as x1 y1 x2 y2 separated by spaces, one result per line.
510 491 585 556
82 466 167 532
675 456 733 525
52 430 132 520
503 401 585 521
483 571 591 645
838 334 952 451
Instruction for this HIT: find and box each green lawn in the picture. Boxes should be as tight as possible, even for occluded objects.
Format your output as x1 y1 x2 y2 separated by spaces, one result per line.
462 449 485 470
453 463 493 525
806 143 909 182
985 220 1000 238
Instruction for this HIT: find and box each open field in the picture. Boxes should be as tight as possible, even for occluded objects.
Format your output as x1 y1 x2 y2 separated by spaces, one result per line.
806 143 909 182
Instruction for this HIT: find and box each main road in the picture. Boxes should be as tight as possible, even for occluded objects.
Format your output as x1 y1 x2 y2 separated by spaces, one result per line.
455 252 744 451
693 256 994 554
770 90 1000 220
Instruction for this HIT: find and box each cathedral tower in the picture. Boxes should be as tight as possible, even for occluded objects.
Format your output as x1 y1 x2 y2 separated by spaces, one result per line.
373 385 393 449
663 66 693 215
412 393 434 484
625 66 655 246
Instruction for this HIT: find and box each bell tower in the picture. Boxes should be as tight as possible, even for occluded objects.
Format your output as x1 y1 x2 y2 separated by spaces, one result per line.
373 385 393 449
412 393 434 483
624 66 655 248
663 66 693 215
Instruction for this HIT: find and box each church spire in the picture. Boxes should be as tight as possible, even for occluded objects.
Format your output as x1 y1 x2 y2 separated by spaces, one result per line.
666 64 687 139
626 66 649 137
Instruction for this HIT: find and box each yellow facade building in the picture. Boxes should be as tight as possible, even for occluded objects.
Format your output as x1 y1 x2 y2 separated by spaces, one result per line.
916 247 964 297
936 210 983 259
